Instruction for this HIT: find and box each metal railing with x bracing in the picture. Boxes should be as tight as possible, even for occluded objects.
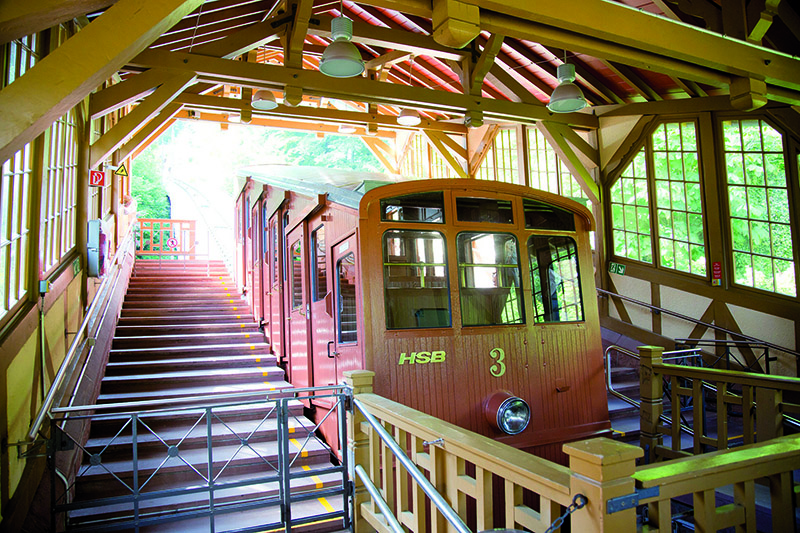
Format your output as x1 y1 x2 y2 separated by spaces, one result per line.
49 386 351 532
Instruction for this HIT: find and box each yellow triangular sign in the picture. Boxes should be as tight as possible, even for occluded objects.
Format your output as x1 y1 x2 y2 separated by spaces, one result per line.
115 163 129 177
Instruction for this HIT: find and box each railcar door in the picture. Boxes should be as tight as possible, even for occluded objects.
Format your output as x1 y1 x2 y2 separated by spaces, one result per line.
331 234 362 381
309 222 335 389
243 196 253 305
267 213 284 368
250 201 262 321
286 224 311 389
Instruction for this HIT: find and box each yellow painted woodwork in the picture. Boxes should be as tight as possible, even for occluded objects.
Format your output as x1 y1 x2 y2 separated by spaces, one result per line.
285 0 314 69
129 48 599 128
469 33 504 96
5 334 39 496
0 0 113 45
730 76 769 112
192 15 287 59
90 70 197 168
0 0 203 166
431 0 481 49
422 130 469 179
119 104 181 162
537 121 600 204
89 67 175 120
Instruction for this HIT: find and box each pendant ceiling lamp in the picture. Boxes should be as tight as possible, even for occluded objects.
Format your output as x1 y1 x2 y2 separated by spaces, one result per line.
547 63 587 113
320 10 364 78
251 89 278 110
397 108 421 126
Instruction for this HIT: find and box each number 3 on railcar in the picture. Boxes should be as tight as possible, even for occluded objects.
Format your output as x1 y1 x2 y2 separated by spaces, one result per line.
236 167 610 464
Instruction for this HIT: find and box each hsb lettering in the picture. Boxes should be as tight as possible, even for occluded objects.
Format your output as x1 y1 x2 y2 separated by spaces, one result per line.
398 351 446 365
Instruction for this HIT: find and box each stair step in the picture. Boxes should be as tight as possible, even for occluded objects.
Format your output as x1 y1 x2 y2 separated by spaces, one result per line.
85 416 316 453
112 332 264 349
68 466 344 529
96 380 294 405
114 323 260 337
118 315 254 326
109 343 272 361
105 354 277 373
87 401 307 436
122 299 247 309
101 366 285 389
121 307 250 318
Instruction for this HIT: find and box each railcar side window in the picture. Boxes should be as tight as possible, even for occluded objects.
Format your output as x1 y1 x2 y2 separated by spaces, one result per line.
337 253 357 343
271 221 278 287
523 198 575 231
291 240 302 310
528 236 584 323
381 191 445 223
456 197 514 224
457 233 524 326
311 226 326 301
383 230 450 329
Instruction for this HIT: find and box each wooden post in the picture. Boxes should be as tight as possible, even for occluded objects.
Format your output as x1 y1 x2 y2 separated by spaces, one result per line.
563 438 642 533
638 345 664 463
344 370 375 533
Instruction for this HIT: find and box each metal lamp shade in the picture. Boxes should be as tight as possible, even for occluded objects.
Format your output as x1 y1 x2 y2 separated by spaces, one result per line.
320 16 364 78
396 108 421 126
251 89 278 110
547 63 587 113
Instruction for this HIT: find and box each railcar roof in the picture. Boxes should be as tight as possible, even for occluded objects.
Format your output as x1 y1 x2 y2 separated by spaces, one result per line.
239 165 405 209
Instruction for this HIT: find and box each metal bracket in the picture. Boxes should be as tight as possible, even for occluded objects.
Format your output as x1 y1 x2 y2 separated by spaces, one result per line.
607 487 659 514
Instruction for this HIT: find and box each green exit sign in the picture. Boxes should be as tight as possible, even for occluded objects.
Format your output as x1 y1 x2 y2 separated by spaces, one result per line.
608 262 626 275
72 257 81 276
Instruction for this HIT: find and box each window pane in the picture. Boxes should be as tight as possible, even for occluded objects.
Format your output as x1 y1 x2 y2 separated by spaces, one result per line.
337 253 357 343
652 121 706 276
456 197 513 224
457 233 523 326
523 198 575 231
311 226 326 301
381 191 444 223
383 230 450 329
724 119 795 296
610 149 652 263
291 240 302 309
528 236 584 323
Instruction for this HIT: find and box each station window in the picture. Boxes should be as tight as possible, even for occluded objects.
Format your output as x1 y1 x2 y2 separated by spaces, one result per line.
381 191 444 223
41 110 79 273
291 240 302 309
610 149 652 263
476 128 519 184
457 233 524 327
337 253 357 343
527 128 588 200
523 198 575 231
383 230 450 329
723 119 795 297
528 236 584 323
456 197 513 224
311 225 326 301
652 122 706 276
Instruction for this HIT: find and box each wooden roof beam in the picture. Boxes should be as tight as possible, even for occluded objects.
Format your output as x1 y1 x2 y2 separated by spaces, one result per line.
0 0 119 46
0 0 202 166
90 69 197 168
189 10 288 58
537 121 599 205
423 130 469 179
285 0 314 68
469 33 504 96
119 102 182 161
605 61 663 102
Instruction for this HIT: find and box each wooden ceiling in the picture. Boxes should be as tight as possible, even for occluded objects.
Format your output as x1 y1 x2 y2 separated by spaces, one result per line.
1 0 799 166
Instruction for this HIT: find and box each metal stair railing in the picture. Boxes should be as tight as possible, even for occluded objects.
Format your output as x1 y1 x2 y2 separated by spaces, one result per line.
597 287 800 375
50 385 351 532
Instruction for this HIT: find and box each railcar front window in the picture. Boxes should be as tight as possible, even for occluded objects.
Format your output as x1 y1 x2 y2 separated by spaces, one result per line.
381 191 445 223
291 240 302 310
523 198 575 231
457 233 524 326
383 230 450 329
528 236 584 323
337 253 357 343
456 197 514 224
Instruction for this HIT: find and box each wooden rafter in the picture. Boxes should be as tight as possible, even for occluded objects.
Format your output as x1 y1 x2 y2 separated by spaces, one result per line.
422 130 469 179
121 103 182 162
469 33 504 96
90 70 197 168
0 0 203 166
467 123 499 176
0 0 120 46
361 137 398 173
537 121 600 205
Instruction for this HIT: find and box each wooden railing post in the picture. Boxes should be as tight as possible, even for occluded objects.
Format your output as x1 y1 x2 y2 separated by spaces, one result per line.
344 370 375 533
564 438 642 533
639 345 664 463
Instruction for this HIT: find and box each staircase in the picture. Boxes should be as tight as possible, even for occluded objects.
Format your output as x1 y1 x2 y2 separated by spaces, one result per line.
62 259 347 532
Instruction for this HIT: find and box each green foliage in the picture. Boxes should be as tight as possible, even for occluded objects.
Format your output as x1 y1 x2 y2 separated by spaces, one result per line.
131 146 171 219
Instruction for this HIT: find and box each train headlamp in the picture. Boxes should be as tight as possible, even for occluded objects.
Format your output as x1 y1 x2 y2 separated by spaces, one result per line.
485 391 530 435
